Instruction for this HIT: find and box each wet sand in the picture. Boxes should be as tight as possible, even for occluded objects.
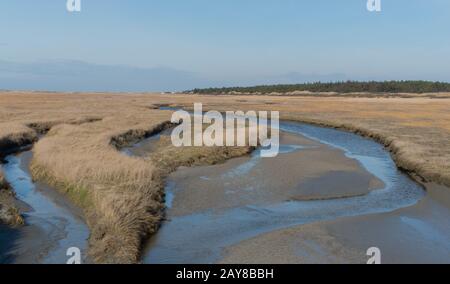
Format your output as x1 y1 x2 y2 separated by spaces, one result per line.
167 132 383 217
220 183 450 264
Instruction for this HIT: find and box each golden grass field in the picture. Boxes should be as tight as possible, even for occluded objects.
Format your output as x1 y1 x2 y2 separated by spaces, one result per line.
1 91 449 263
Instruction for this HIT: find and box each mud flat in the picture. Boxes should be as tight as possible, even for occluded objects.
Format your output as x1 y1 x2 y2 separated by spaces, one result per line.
138 121 426 264
219 123 450 264
0 151 88 264
220 183 450 264
158 132 383 218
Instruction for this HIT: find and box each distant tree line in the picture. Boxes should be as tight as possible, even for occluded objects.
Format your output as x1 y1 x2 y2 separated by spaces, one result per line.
189 81 450 94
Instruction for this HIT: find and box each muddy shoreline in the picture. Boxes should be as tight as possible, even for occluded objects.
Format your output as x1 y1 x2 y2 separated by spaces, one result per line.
0 182 24 227
0 151 89 264
280 116 447 188
0 145 34 227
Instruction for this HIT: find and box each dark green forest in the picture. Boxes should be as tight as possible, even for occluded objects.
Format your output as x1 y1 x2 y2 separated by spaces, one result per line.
190 81 450 94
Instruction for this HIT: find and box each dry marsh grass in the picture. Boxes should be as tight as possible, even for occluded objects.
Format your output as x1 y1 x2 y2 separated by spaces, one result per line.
0 122 37 153
0 171 5 188
30 111 173 263
0 91 449 262
30 115 253 263
148 134 254 175
0 169 24 226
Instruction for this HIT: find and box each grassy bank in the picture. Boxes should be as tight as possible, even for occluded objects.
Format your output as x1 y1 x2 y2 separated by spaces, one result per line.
0 122 37 227
281 116 450 187
29 116 169 263
0 123 37 155
0 116 103 230
0 170 24 226
29 111 253 263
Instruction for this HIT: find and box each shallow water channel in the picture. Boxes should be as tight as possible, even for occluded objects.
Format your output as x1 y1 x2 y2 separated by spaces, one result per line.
124 119 431 264
0 151 88 264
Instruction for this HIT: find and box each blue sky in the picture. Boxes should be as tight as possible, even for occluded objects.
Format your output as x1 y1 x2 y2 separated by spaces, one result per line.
1 0 449 91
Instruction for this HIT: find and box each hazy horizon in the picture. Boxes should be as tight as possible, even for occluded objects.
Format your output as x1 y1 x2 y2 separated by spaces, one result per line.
1 0 450 92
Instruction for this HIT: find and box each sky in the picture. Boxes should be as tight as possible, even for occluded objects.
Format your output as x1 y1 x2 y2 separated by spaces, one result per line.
0 0 449 91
